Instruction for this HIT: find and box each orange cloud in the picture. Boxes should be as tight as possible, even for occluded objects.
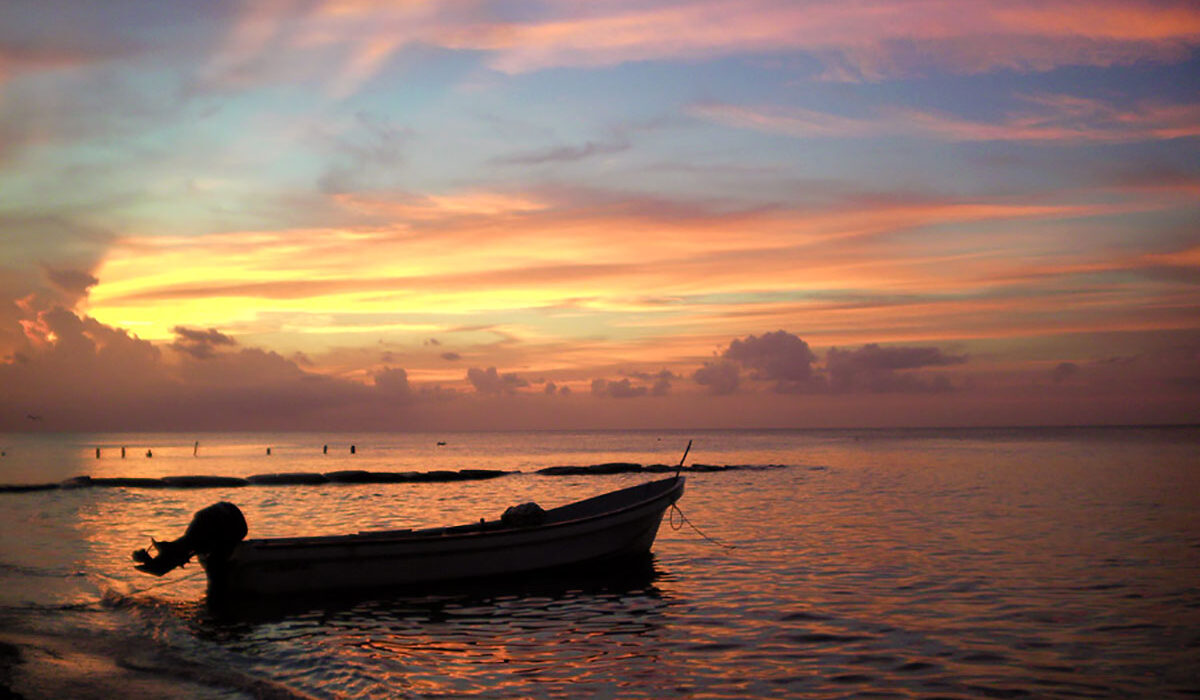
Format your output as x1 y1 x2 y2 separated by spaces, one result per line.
78 181 1181 377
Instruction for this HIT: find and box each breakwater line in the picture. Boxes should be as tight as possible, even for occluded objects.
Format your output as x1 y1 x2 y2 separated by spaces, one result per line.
0 463 803 492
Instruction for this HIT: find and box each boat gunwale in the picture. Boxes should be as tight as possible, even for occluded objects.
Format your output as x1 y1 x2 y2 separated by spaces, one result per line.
237 475 684 553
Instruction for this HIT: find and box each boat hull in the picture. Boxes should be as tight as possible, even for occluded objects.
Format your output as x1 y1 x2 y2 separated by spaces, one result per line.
203 476 684 596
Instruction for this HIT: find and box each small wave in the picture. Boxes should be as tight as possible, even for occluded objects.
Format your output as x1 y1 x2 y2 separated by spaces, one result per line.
779 610 829 622
0 561 77 579
787 632 871 644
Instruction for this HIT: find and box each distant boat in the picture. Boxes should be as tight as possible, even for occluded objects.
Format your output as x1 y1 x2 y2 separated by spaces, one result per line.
135 476 685 597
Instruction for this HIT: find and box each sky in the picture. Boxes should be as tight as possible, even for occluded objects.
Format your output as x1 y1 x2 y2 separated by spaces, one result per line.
1 0 1198 431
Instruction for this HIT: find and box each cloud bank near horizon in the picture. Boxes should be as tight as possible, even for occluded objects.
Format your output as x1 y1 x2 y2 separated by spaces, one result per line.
3 308 1196 431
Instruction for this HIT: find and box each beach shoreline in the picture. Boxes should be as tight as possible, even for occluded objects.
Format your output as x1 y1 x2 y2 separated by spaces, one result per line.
0 626 309 700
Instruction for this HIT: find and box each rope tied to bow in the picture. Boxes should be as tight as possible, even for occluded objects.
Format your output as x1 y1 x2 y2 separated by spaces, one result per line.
670 502 737 550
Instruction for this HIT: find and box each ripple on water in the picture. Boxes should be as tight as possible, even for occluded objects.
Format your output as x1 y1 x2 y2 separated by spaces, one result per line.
4 429 1200 698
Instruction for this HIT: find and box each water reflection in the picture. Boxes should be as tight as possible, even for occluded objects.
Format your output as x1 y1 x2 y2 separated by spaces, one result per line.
193 555 672 697
200 553 664 625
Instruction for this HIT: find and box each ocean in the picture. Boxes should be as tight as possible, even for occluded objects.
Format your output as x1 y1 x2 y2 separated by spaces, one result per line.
1 427 1197 698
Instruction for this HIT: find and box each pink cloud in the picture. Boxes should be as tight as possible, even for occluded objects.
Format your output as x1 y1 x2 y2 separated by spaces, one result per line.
0 41 131 85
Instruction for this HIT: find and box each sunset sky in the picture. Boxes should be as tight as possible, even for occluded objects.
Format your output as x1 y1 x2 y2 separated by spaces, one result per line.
2 0 1198 431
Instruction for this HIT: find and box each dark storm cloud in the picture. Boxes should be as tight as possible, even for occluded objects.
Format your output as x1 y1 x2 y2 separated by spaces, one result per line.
626 369 676 396
721 330 822 392
467 366 528 394
372 366 411 397
1051 361 1080 383
705 331 968 394
693 360 740 395
43 267 99 296
0 307 433 431
170 325 237 360
591 377 647 398
825 343 965 393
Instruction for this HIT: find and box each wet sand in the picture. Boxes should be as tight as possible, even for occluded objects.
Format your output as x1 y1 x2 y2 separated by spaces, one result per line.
0 629 308 700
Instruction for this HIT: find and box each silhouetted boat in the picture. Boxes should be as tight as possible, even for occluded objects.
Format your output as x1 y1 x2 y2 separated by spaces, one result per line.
136 476 685 596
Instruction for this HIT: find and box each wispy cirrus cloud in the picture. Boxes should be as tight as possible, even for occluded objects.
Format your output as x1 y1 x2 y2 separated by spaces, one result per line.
464 0 1200 78
170 0 1200 96
491 140 630 166
692 94 1200 143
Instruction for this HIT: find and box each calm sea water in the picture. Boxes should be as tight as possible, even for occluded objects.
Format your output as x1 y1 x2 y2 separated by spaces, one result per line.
1 427 1198 698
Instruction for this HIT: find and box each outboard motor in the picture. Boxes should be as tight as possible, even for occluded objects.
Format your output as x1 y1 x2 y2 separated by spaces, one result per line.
133 501 247 576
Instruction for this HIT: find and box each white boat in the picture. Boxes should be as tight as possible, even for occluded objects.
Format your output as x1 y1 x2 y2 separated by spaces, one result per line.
135 476 685 596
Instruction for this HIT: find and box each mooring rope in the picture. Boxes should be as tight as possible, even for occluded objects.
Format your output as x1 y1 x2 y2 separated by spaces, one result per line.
669 502 737 550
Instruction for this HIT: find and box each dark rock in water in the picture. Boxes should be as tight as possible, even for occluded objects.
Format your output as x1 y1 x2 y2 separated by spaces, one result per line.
247 472 330 485
536 462 798 476
91 477 167 488
408 470 461 482
0 482 60 492
537 462 644 475
323 470 374 483
326 470 510 484
457 469 509 480
324 470 408 483
593 462 643 473
160 475 250 488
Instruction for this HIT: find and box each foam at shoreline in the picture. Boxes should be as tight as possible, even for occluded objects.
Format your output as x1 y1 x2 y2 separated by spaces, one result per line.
0 623 312 700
